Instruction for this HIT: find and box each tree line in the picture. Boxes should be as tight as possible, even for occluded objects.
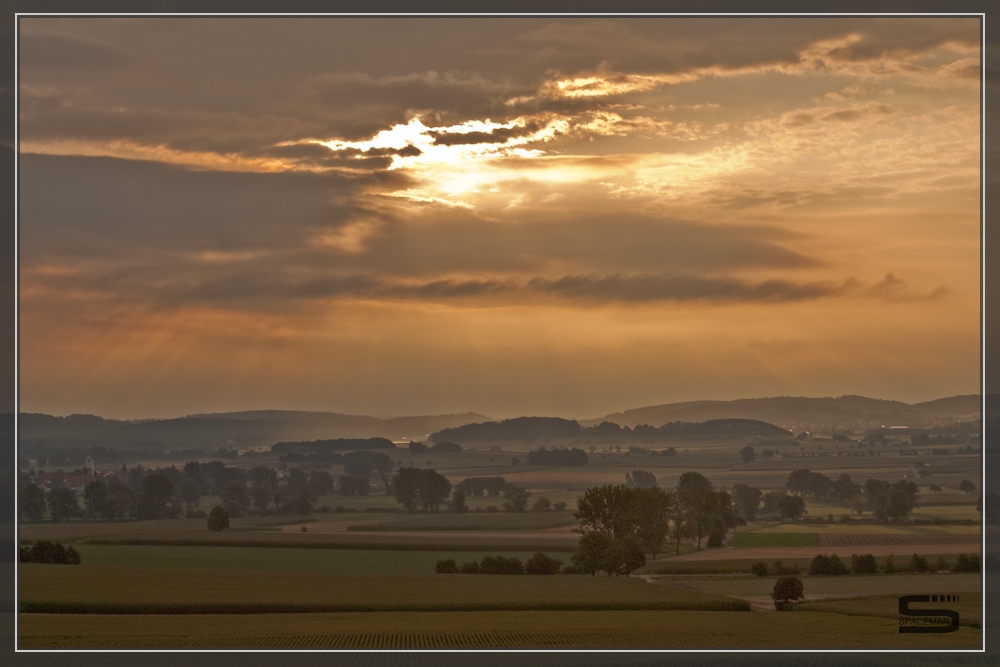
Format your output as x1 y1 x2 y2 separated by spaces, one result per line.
430 416 790 445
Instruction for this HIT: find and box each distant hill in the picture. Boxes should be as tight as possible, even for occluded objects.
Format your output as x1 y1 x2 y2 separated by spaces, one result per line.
16 410 490 452
582 395 981 432
431 416 790 444
911 395 981 416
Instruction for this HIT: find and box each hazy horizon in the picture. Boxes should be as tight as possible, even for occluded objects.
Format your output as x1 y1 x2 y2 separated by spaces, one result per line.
17 390 982 424
18 18 981 420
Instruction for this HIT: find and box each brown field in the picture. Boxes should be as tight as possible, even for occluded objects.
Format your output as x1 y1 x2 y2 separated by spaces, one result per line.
670 544 982 561
17 609 981 649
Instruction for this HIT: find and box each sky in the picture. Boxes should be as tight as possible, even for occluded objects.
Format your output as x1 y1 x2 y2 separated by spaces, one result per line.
16 17 983 421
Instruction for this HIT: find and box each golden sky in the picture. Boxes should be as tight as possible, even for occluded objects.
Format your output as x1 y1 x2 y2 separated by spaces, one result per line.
17 17 982 420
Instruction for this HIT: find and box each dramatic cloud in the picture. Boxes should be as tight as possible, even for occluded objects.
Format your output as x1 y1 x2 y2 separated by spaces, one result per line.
17 17 981 419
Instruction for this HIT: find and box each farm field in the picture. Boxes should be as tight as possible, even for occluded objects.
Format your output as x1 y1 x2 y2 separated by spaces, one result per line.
728 533 820 547
654 572 982 599
19 434 982 650
741 522 979 535
645 553 978 575
667 544 981 561
17 609 980 648
795 593 981 628
18 566 741 610
345 511 578 531
70 544 576 574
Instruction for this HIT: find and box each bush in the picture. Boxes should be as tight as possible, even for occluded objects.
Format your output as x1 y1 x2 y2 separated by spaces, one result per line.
750 562 769 577
479 555 525 575
954 553 980 573
561 564 582 574
909 553 930 573
459 561 481 574
19 540 81 565
553 501 567 511
809 554 848 575
936 556 950 572
434 558 458 574
883 554 897 574
207 506 230 531
771 575 804 610
851 553 878 575
532 497 552 511
525 551 563 575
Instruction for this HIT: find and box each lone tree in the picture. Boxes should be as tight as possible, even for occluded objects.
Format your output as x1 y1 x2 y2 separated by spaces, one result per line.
771 575 805 610
207 506 230 531
777 495 806 520
959 479 976 495
739 446 757 464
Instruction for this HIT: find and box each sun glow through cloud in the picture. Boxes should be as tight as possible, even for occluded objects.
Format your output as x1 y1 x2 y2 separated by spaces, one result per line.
15 17 982 419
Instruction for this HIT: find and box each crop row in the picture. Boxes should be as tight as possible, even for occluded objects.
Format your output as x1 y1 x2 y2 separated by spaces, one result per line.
20 599 750 614
22 630 709 649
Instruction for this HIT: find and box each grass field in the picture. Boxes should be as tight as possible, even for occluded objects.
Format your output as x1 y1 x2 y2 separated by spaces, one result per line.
18 566 740 610
18 609 981 648
71 545 575 574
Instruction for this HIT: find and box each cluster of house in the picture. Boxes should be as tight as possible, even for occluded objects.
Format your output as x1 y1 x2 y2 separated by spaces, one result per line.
32 455 128 495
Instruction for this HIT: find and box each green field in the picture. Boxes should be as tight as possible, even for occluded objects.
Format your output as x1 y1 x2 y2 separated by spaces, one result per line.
71 544 575 574
19 566 740 611
18 609 980 648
